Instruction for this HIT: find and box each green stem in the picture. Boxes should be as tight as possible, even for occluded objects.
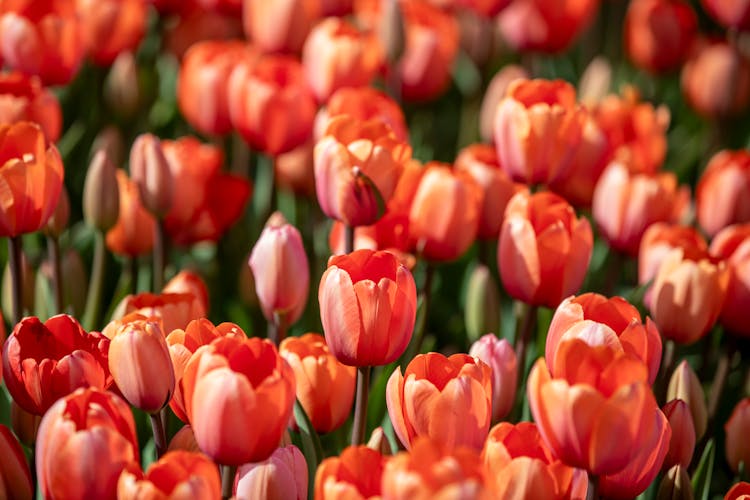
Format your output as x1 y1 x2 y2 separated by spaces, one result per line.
267 312 288 346
344 224 355 254
351 366 372 446
47 236 63 314
153 219 166 292
128 256 138 295
82 231 106 331
149 410 167 459
707 338 735 424
657 339 676 403
221 464 237 499
7 236 23 324
514 302 538 378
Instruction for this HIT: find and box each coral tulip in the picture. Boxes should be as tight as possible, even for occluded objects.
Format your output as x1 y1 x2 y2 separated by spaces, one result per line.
163 270 210 316
320 86 408 142
319 249 417 366
667 360 707 440
387 353 492 451
697 150 750 237
235 445 308 500
113 291 206 336
0 424 32 500
468 335 518 422
105 169 156 257
76 0 147 66
0 72 61 142
726 398 750 473
181 336 296 465
168 425 201 454
479 64 528 144
710 223 750 336
638 223 708 288
242 0 322 54
117 451 221 499
701 0 750 30
2 314 110 415
280 333 356 433
498 191 593 309
662 399 696 470
314 445 386 499
36 388 139 499
162 3 243 59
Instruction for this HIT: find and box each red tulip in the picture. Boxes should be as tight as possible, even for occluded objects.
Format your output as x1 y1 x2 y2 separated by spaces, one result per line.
727 482 750 500
129 133 174 217
113 291 206 336
163 270 210 316
701 0 750 30
638 223 708 290
0 71 61 142
697 150 750 237
667 360 708 440
319 86 408 142
76 0 147 66
726 398 750 474
0 424 32 500
662 399 695 470
468 335 517 422
242 0 322 54
117 451 221 499
710 223 750 336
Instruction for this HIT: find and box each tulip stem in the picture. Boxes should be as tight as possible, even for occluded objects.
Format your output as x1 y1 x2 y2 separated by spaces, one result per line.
708 338 736 424
221 464 237 499
153 219 166 292
268 312 287 346
149 411 167 459
47 236 64 314
7 236 23 324
586 472 599 500
344 224 355 254
351 365 372 446
82 231 107 331
657 340 676 403
514 302 538 378
127 257 138 295
403 264 435 362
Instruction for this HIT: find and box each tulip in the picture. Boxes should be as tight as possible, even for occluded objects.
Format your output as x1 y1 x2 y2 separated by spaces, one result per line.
302 17 381 102
727 482 750 500
104 52 140 119
113 291 207 336
162 3 244 59
107 315 175 413
2 315 110 415
464 265 501 343
314 445 386 499
36 388 139 499
498 191 593 309
118 451 221 499
315 115 411 227
701 0 750 30
662 399 696 470
275 141 316 196
320 86 408 142
181 336 296 464
710 223 750 336
228 55 317 155
0 121 64 238
649 248 728 345
0 424 32 500
43 184 70 238
697 150 750 237
468 335 517 422
494 79 586 185
319 249 417 366
593 162 690 255
242 0 322 54
163 270 210 315
168 425 201 453
280 333 356 433
197 0 242 14
387 353 492 451
129 133 174 217
105 169 156 257
726 398 750 473
76 0 147 66
657 465 693 500
408 162 482 262
667 360 707 439
235 445 308 500
638 223 708 289
83 149 120 232
0 71 61 142
366 427 392 456
478 64 528 144
624 0 697 74
545 293 663 384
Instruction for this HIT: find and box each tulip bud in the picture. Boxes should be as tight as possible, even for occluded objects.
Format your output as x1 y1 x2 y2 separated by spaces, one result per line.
43 186 69 238
10 401 41 447
104 52 141 119
168 425 200 453
479 64 528 143
667 361 707 440
367 427 393 456
662 399 696 470
464 265 500 343
468 334 517 422
725 398 750 474
91 126 126 167
579 56 612 107
656 465 693 500
235 445 308 500
84 149 121 232
0 424 33 500
129 133 174 217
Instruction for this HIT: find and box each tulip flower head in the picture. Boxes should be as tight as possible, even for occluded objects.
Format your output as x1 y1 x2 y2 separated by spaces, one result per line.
0 424 32 500
710 223 750 337
697 150 750 238
0 71 61 142
314 445 386 500
117 450 221 499
235 444 308 500
468 335 518 422
725 398 750 474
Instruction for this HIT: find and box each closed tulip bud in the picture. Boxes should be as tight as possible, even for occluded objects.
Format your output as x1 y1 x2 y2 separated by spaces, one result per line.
479 64 528 143
470 335 518 423
42 185 69 238
10 401 40 447
1 251 34 320
84 149 121 232
726 398 750 473
92 126 125 167
579 57 612 107
129 133 174 217
105 169 156 257
113 291 207 337
104 52 141 119
314 446 386 499
367 427 393 456
76 0 148 66
0 71 62 143
118 451 221 499
726 482 750 500
464 265 501 343
280 333 356 433
711 224 750 336
662 399 696 470
108 315 175 413
667 361 707 439
168 425 201 453
701 0 750 31
697 150 750 237
319 249 417 366
387 353 492 451
0 423 32 500
243 0 322 54
36 388 139 499
235 445 308 500
498 192 593 309
657 465 693 500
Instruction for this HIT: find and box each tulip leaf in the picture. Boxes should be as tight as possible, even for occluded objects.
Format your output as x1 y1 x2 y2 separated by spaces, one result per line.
691 439 715 500
293 397 323 496
0 386 9 426
142 438 157 471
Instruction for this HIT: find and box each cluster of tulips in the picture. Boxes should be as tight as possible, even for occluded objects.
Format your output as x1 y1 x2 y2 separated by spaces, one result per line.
1 0 750 499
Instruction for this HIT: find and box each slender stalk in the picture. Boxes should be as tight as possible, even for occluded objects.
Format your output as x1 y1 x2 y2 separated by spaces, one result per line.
344 224 355 255
149 411 167 459
268 312 287 346
708 338 736 423
657 340 676 403
128 257 138 295
351 366 372 446
221 464 237 499
47 236 64 314
403 264 435 362
82 231 107 331
514 302 538 378
153 219 166 292
586 472 599 500
7 236 23 324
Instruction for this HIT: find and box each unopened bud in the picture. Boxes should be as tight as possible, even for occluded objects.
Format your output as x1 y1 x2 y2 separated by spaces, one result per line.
104 52 141 119
84 149 120 231
656 465 693 500
367 426 393 456
91 126 125 167
43 186 70 238
479 64 528 143
465 264 500 343
129 133 174 217
662 399 696 470
667 360 707 440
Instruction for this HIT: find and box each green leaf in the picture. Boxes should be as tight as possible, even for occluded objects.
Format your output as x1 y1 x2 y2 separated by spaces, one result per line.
293 398 323 498
142 438 157 471
691 439 715 500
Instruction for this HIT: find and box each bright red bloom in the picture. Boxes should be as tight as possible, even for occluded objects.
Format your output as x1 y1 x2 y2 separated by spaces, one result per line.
0 71 61 142
710 223 750 337
117 450 221 499
76 0 147 66
697 150 750 237
314 445 386 499
0 424 32 500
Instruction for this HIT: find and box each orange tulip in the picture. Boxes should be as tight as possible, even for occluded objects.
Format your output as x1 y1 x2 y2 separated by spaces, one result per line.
0 121 64 238
468 335 517 422
479 64 528 144
315 115 411 227
498 191 593 309
114 291 206 336
319 86 408 142
76 0 147 66
624 0 697 74
0 424 32 500
319 249 417 366
118 451 221 499
302 17 381 102
701 0 750 30
460 0 510 17
105 169 156 257
280 333 356 433
697 150 750 237
162 136 251 245
454 144 527 240
727 482 750 500
638 223 708 289
196 0 242 14
494 79 586 185
545 293 662 384
528 338 661 476
710 223 750 336
382 437 490 499
235 445 308 500
228 55 317 155
181 336 296 465
35 388 139 499
163 270 210 316
314 445 386 499
2 314 110 415
649 248 728 345
107 315 175 413
162 4 243 60
387 353 492 451
667 360 707 440
592 162 689 255
0 0 85 85
0 72 61 142
242 0 322 54
662 399 695 470
726 398 750 473
177 40 258 136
